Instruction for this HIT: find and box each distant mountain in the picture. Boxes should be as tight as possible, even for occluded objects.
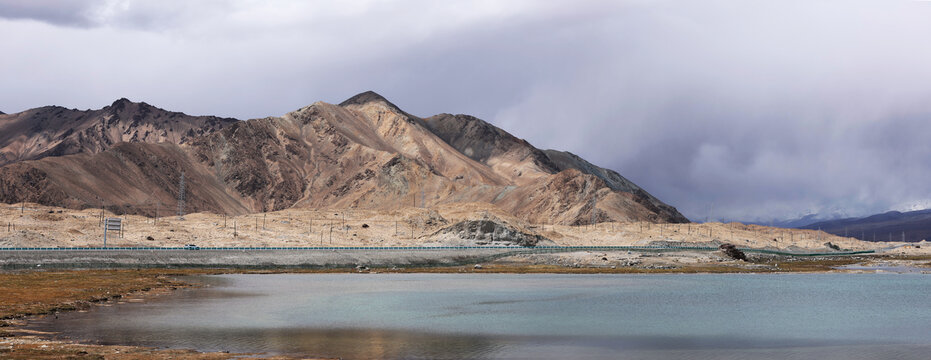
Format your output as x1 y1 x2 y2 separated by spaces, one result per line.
0 92 688 225
741 214 837 228
801 209 931 242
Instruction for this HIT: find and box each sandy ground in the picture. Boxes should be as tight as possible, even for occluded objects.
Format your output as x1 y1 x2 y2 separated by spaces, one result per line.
2 202 929 255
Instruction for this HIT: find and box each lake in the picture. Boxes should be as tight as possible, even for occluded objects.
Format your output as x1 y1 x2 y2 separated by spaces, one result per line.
29 273 931 359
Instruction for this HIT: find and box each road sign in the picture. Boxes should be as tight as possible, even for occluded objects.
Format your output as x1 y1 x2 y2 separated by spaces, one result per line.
105 218 122 231
104 217 122 246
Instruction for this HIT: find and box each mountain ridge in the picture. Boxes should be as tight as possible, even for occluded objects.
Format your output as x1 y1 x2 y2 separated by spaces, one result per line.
0 92 688 224
0 98 237 166
801 209 931 242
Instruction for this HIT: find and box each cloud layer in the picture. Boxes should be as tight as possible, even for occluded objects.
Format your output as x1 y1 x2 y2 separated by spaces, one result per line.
2 0 931 222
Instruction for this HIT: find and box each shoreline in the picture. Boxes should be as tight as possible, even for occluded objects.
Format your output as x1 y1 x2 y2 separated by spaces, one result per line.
2 255 929 358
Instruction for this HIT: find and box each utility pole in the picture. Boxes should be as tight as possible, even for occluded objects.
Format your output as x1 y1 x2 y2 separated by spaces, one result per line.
590 199 596 230
177 171 185 220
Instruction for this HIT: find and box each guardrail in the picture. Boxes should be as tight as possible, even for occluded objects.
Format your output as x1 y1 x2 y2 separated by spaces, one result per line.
0 245 875 256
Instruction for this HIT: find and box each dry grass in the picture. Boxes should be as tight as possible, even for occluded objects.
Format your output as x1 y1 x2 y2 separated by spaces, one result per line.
0 269 196 320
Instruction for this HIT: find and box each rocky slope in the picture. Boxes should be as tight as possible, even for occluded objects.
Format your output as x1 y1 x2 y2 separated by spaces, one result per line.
423 112 687 223
0 99 236 166
0 92 688 224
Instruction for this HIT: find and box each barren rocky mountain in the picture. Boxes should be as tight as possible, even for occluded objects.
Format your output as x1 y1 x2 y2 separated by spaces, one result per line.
0 92 688 225
0 98 236 166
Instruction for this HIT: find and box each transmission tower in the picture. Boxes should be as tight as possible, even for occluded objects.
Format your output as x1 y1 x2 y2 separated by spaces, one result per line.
177 171 185 220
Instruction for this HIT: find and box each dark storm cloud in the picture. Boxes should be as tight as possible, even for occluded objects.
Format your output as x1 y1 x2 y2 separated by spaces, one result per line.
0 0 98 27
0 0 228 29
2 0 931 222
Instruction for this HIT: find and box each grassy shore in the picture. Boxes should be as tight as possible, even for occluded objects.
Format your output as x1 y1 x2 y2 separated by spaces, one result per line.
1 255 928 359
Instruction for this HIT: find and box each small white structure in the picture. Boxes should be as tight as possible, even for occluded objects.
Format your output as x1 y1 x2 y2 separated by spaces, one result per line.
104 217 122 247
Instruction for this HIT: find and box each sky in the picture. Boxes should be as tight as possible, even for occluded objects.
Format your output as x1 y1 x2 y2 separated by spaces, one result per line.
2 0 931 223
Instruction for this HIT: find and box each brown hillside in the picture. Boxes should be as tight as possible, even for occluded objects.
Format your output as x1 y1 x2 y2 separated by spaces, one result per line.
0 92 688 225
0 142 250 216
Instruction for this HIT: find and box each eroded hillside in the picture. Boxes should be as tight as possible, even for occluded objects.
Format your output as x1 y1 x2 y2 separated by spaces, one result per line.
0 92 688 225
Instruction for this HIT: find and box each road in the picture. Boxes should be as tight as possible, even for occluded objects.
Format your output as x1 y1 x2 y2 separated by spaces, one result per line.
0 245 875 270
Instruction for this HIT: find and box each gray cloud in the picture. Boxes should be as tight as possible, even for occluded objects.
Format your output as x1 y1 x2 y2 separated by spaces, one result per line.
2 0 931 222
0 0 99 27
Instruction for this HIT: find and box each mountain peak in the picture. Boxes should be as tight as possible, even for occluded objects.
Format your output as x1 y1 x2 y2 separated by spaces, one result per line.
106 98 161 114
338 90 406 112
111 97 132 106
340 91 387 105
107 97 137 112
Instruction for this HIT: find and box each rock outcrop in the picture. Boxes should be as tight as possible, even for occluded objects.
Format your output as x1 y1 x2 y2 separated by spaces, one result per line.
719 244 748 261
433 220 549 247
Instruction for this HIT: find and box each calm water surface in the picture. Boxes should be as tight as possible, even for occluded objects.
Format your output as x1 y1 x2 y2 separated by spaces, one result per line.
29 273 931 359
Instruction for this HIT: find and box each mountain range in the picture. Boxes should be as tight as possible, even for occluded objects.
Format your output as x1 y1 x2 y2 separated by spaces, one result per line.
0 91 688 225
801 209 931 242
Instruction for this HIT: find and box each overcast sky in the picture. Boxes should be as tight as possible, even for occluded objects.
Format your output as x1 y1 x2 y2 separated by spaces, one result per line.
2 0 931 222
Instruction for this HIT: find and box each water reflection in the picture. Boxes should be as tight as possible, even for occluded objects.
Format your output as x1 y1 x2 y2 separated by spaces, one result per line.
77 327 505 359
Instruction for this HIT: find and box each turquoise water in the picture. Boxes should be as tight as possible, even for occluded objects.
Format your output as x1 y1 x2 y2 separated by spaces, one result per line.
30 273 931 359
